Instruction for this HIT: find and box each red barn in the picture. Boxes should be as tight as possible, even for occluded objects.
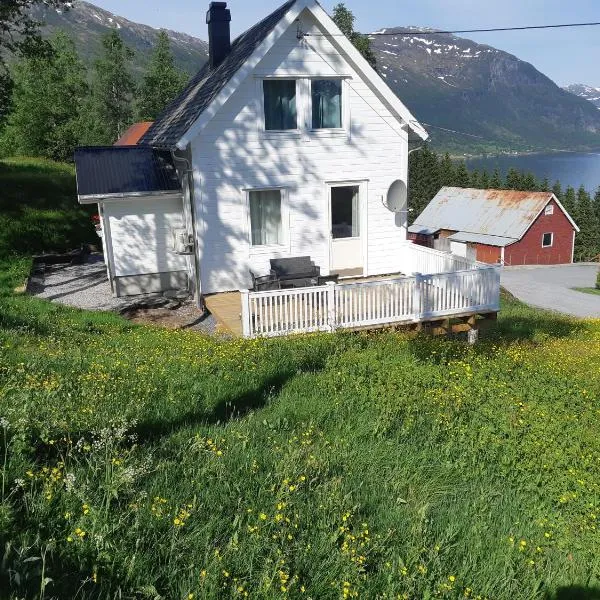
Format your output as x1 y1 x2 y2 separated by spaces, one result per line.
408 187 579 265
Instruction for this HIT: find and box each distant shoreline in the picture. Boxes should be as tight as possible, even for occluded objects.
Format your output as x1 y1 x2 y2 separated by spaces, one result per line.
455 148 600 161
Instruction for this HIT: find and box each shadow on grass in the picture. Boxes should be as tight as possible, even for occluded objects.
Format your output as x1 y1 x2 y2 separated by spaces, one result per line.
134 371 297 444
546 586 600 600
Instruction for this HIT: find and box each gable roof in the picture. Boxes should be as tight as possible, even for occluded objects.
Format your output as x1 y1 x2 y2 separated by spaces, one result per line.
115 122 154 146
140 0 296 148
141 0 427 149
74 146 181 203
408 187 579 245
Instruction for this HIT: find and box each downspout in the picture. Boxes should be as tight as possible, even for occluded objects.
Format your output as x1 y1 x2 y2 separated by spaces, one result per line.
171 150 203 309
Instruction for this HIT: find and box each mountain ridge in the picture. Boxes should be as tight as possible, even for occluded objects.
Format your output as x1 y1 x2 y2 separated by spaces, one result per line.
30 0 208 77
563 84 600 110
28 2 600 154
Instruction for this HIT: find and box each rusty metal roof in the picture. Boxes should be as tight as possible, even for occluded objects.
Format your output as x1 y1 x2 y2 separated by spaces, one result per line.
115 122 154 146
410 187 564 242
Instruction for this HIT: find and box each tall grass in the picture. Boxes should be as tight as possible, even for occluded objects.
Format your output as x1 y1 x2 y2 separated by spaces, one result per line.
1 159 600 599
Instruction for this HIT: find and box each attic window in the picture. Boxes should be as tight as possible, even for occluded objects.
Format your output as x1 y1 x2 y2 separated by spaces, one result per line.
312 79 342 129
263 80 297 130
542 232 553 247
545 204 554 216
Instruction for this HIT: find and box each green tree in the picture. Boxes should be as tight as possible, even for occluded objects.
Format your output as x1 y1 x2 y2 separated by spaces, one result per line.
562 186 577 223
438 152 456 187
479 170 490 189
490 168 503 189
1 32 87 161
539 178 550 192
332 3 376 69
82 31 135 145
594 187 600 226
470 169 481 188
136 31 188 121
522 172 538 191
408 145 440 221
574 186 599 261
454 161 471 187
0 0 70 127
552 181 563 203
505 168 523 190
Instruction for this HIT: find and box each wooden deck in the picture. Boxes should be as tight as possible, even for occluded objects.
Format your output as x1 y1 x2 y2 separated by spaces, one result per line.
204 291 243 336
204 273 409 337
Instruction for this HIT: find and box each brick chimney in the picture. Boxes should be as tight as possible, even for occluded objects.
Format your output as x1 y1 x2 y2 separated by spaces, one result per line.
206 2 231 69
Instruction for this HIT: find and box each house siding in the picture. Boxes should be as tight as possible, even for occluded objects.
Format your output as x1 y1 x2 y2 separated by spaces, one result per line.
104 196 187 277
191 10 409 294
504 199 575 265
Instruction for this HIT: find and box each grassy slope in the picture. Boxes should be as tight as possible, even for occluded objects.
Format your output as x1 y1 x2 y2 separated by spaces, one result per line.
1 159 600 600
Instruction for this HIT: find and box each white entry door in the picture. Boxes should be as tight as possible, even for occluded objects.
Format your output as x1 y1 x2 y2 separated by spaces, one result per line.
329 184 363 276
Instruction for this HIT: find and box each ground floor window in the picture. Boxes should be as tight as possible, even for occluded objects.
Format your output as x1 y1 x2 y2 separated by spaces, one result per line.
249 189 283 246
542 232 553 247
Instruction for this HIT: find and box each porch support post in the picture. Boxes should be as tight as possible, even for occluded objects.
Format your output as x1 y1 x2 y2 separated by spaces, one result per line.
240 289 251 338
413 273 423 319
326 281 337 332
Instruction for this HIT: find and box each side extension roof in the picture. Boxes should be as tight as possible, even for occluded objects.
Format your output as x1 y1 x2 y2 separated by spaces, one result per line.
74 146 181 203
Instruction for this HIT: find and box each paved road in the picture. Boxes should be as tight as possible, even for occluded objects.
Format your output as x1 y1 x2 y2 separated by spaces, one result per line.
501 264 600 318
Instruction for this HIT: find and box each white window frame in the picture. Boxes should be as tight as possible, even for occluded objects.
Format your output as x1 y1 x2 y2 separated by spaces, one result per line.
542 232 553 248
245 186 290 254
256 76 350 139
545 204 554 216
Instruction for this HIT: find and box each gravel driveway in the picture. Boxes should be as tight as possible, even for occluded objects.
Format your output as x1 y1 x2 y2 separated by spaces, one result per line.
28 254 219 333
501 264 600 318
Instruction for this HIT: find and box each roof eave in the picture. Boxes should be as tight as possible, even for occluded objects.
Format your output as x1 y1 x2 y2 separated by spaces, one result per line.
78 190 183 205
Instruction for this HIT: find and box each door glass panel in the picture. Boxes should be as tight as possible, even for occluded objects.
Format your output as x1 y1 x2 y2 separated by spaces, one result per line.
331 186 359 239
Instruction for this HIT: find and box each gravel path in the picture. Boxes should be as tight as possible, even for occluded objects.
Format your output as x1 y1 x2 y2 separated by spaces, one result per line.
28 255 220 334
501 264 600 319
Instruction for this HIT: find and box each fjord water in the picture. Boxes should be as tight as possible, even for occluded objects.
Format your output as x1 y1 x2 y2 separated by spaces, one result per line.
466 151 600 192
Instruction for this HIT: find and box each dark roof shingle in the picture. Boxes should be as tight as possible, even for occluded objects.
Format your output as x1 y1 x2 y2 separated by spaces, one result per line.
74 146 181 198
140 0 296 149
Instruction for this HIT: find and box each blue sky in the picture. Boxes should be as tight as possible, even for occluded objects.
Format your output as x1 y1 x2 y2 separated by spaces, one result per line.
91 0 600 86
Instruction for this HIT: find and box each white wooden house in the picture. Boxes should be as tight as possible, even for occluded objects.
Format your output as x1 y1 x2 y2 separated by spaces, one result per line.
75 0 501 338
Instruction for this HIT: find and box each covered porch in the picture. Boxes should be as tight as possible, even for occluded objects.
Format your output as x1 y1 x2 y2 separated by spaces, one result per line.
204 243 501 338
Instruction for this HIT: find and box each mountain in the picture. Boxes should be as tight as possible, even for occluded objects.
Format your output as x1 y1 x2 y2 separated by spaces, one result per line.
26 3 600 154
369 28 600 154
563 84 600 110
30 0 208 77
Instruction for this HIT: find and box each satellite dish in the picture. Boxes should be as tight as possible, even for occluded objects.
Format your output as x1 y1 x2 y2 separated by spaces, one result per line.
384 179 408 213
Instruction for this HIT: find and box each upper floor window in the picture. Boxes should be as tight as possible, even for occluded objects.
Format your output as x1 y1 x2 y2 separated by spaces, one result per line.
545 204 554 216
263 80 297 131
312 79 342 129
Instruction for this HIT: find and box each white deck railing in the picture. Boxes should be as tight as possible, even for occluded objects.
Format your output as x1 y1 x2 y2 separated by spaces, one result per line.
240 266 500 338
400 242 485 274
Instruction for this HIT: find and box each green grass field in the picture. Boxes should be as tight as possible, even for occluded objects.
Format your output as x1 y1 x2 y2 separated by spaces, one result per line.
1 159 600 600
573 288 600 297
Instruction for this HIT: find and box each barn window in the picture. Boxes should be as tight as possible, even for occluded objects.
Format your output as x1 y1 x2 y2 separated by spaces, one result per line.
542 232 553 247
545 205 554 216
263 80 297 130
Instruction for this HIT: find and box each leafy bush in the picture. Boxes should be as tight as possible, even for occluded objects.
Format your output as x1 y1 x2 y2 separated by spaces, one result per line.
596 268 600 290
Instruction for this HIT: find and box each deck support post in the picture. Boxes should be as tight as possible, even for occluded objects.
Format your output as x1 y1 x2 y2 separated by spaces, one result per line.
240 289 251 338
326 281 337 332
